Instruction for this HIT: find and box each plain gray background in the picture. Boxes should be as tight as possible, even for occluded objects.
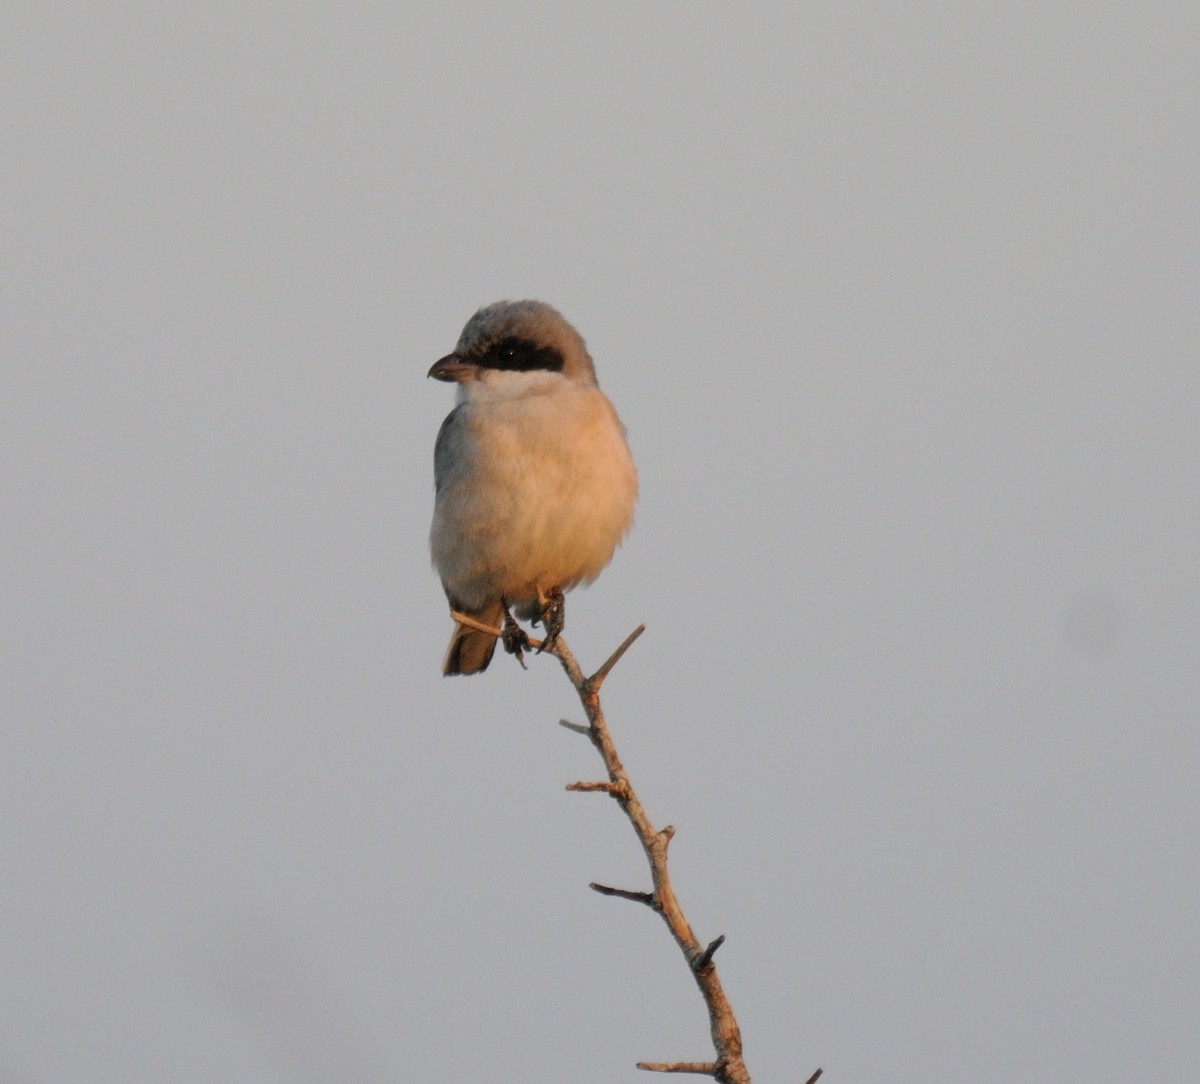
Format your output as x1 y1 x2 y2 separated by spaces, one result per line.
3 3 1197 1081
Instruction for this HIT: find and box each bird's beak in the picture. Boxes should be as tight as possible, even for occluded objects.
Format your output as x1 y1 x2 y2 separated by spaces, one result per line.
427 353 476 382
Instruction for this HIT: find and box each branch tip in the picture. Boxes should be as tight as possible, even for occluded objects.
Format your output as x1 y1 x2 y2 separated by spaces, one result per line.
804 1070 824 1084
557 718 590 736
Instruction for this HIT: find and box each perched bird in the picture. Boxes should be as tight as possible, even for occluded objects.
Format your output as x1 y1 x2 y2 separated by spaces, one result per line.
428 300 638 675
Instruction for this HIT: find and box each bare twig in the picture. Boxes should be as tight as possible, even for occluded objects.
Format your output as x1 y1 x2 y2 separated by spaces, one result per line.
565 780 627 796
637 1062 722 1075
543 629 758 1084
804 1069 824 1084
587 622 646 690
448 608 546 650
589 882 657 908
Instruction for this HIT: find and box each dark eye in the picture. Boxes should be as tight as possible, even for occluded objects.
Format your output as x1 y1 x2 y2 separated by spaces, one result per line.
484 337 564 374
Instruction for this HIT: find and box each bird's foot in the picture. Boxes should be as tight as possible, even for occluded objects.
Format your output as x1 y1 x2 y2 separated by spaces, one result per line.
534 587 565 654
501 603 532 669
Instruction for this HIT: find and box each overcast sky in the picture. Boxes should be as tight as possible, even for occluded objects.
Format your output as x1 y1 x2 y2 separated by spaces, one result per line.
3 4 1198 1082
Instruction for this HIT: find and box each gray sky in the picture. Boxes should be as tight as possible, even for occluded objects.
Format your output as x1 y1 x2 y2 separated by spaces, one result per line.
3 4 1198 1081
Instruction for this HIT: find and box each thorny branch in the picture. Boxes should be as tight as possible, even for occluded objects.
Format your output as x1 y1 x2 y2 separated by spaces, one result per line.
449 612 822 1083
545 625 754 1082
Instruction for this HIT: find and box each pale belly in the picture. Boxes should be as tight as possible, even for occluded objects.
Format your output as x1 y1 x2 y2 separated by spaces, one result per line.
431 387 636 612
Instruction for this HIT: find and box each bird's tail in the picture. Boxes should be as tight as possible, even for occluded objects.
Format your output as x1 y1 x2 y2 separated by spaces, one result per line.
442 601 504 676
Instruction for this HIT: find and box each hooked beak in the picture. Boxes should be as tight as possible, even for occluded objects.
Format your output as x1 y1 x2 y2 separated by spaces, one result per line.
427 353 477 383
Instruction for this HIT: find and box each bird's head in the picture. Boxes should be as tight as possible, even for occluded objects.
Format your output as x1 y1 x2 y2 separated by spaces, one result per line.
427 300 599 387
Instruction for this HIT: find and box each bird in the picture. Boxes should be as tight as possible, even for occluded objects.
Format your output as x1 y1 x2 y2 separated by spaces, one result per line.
428 300 638 675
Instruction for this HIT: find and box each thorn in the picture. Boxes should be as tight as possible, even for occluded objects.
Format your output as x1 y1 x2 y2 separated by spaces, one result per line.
636 1061 721 1075
804 1070 824 1084
566 780 621 794
566 779 629 799
589 882 656 907
558 718 590 736
448 609 500 638
449 609 545 652
585 622 646 691
692 934 725 972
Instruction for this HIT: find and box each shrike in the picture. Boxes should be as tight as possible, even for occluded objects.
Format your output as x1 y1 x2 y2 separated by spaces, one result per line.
428 300 638 675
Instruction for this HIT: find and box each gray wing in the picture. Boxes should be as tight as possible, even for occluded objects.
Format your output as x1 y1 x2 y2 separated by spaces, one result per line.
432 404 465 494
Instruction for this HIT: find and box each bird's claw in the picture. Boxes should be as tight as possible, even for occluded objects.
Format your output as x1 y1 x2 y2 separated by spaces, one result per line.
501 605 532 669
534 587 566 654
